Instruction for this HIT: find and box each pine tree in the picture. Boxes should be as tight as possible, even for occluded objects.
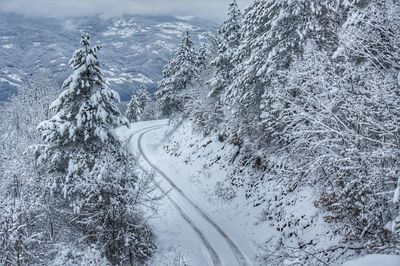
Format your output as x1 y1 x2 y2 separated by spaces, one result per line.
37 33 156 264
126 93 141 123
208 0 241 97
137 85 151 112
126 86 151 123
222 0 339 141
156 31 198 117
197 43 208 71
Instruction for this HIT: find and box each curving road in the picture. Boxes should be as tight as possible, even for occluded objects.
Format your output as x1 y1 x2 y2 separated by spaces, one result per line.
128 123 251 266
127 124 221 266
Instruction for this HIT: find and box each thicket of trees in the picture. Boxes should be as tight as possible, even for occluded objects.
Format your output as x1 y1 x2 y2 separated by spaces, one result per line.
0 34 157 265
0 72 59 265
156 0 400 264
126 85 153 123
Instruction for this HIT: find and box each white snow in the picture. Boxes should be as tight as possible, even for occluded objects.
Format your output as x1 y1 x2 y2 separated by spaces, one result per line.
105 77 125 85
0 36 13 40
111 42 123 48
132 73 154 84
116 119 350 265
103 19 140 38
0 77 18 86
2 44 13 49
117 120 213 266
117 120 255 265
130 43 144 52
105 73 153 85
175 16 195 21
394 176 400 204
341 254 400 266
6 73 22 82
154 40 176 52
161 29 182 36
156 22 194 31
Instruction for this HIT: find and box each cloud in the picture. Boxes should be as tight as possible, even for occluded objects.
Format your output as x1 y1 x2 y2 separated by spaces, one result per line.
0 0 253 19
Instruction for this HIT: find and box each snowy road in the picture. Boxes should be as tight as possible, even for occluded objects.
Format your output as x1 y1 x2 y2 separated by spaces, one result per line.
120 120 251 266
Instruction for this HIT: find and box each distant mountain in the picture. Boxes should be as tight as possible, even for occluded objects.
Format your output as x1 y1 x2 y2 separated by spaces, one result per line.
0 13 215 101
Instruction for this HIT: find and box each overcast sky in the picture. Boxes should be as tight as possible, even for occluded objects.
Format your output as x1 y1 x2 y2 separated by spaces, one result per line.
0 0 252 20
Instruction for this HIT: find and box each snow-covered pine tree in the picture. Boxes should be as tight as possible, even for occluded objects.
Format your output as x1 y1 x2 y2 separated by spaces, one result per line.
197 43 208 71
156 31 198 117
137 85 150 112
208 0 241 98
222 0 339 142
126 86 151 123
37 33 156 264
126 93 141 123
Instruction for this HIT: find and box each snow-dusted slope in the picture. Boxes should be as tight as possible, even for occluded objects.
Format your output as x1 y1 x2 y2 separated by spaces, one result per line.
118 120 400 265
117 120 254 265
341 254 400 266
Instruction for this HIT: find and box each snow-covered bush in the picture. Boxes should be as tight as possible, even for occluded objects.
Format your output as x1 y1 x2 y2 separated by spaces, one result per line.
214 181 236 201
0 72 59 265
49 244 110 266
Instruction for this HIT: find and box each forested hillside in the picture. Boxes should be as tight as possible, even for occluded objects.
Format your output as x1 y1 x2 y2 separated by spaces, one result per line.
156 0 400 264
1 0 399 265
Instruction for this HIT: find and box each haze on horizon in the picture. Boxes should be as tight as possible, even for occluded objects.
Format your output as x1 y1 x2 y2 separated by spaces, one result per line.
0 0 252 20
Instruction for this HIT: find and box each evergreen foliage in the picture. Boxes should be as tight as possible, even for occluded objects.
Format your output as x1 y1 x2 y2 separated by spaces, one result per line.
156 0 400 263
37 33 156 265
156 31 198 117
126 86 151 123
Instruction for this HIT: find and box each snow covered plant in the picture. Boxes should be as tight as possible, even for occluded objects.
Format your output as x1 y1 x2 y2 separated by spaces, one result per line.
126 85 151 123
156 31 198 117
0 72 59 266
208 0 241 98
155 0 400 264
393 176 400 235
36 33 156 265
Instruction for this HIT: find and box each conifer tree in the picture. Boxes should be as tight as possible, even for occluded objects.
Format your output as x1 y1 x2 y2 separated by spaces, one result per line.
223 0 339 140
37 33 156 264
208 0 241 97
126 85 150 123
197 43 208 71
126 93 141 123
137 85 151 111
156 31 198 116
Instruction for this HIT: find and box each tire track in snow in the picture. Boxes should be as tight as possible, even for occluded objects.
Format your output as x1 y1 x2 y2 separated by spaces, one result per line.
137 126 250 266
127 124 222 266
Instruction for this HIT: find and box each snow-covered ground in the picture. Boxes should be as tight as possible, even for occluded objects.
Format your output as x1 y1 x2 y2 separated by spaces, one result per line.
341 254 400 266
117 120 399 265
117 120 257 265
